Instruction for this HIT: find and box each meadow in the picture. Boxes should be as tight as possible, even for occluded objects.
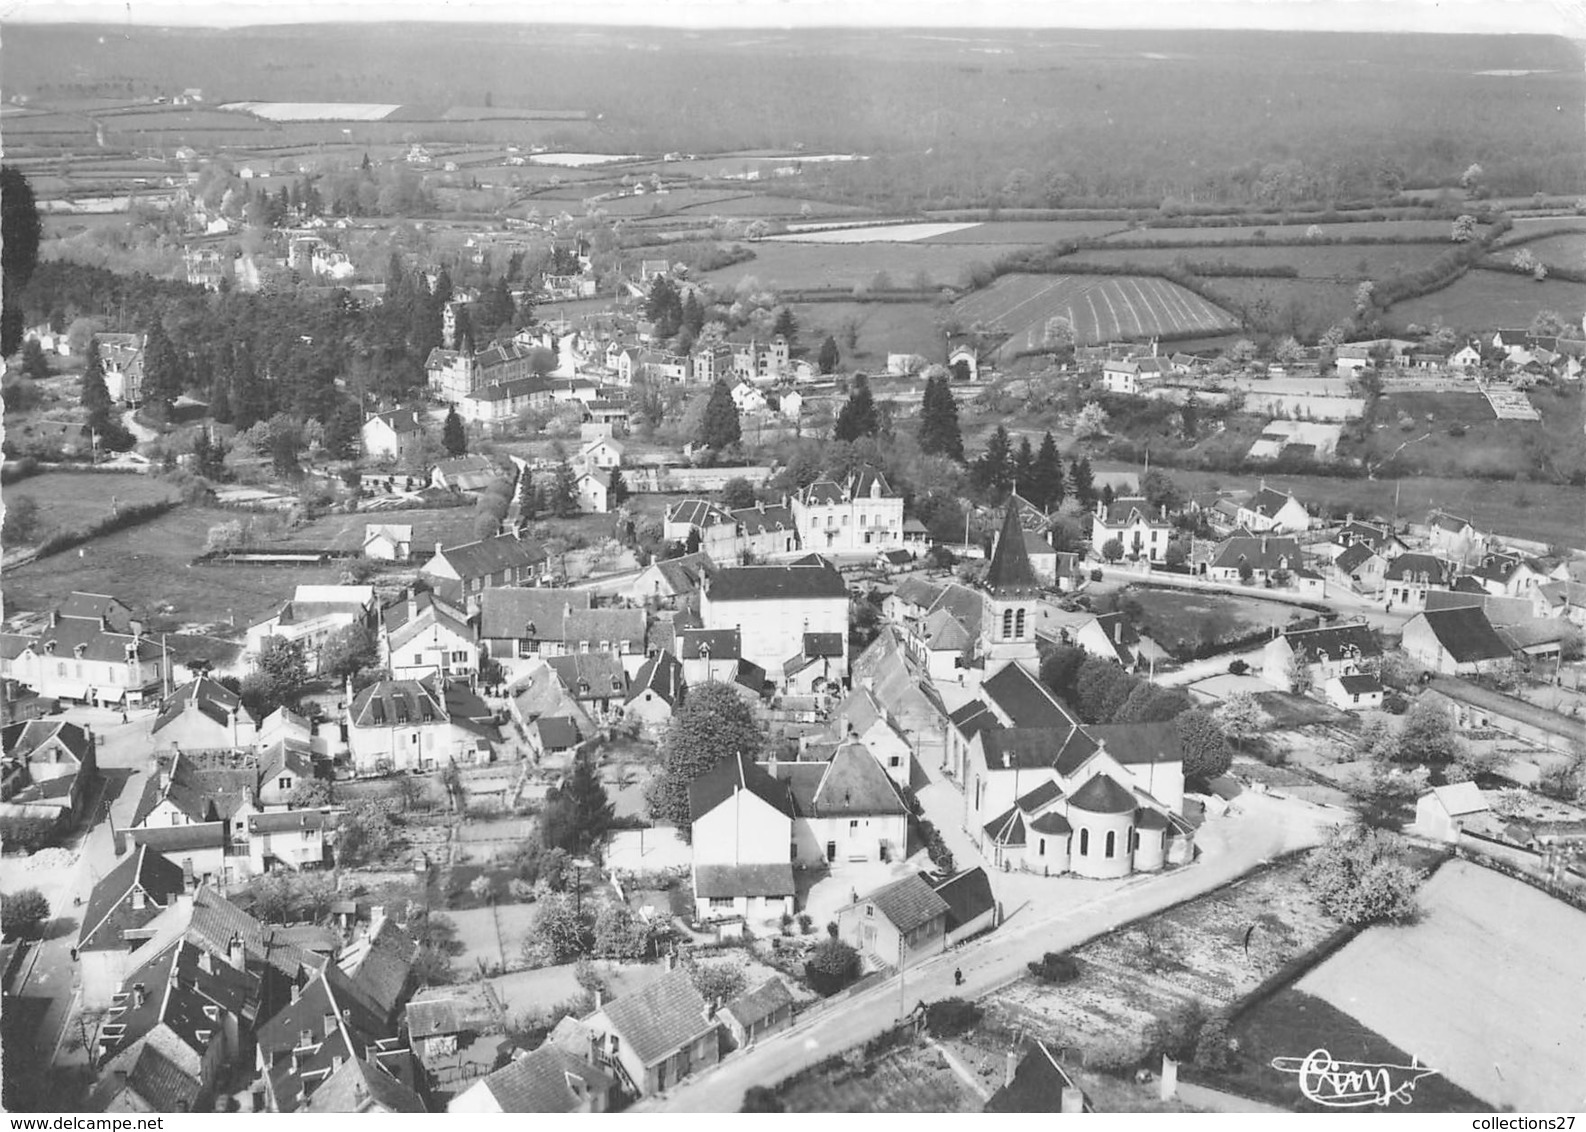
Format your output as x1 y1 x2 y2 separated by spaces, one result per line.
1126 589 1308 659
952 273 1239 353
1385 269 1586 332
699 241 1001 291
1100 220 1469 245
788 301 946 364
2 471 177 538
1509 230 1586 269
1061 242 1455 280
919 219 1133 245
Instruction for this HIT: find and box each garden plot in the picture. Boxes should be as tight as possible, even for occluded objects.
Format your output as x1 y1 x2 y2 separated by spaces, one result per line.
779 1038 983 1112
953 273 1237 354
1482 387 1541 421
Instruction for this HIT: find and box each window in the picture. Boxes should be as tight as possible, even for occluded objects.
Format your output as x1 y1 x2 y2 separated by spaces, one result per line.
708 897 735 911
412 654 423 666
1038 838 1046 856
889 755 900 768
849 819 859 831
1105 831 1116 858
1014 609 1026 637
279 777 292 792
1079 829 1089 856
865 904 874 918
1001 609 1014 639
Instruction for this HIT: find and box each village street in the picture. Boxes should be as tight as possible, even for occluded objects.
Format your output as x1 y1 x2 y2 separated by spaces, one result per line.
634 790 1342 1113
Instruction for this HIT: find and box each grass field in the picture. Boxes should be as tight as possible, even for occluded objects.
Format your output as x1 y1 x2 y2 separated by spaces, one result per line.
284 506 482 553
788 301 945 363
779 1040 981 1112
1511 230 1586 269
1291 859 1586 1112
2 472 177 539
767 222 980 243
953 272 1239 353
1387 268 1586 333
0 504 343 632
700 241 1000 291
1061 242 1454 280
1126 589 1309 658
918 219 1131 245
1091 460 1586 549
1196 276 1359 332
1362 387 1586 481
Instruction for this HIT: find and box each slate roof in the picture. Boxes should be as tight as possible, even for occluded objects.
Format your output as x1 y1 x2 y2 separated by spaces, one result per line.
986 1041 1080 1113
19 615 165 665
338 915 417 1019
984 805 1025 846
948 699 1000 741
923 607 975 652
1068 773 1138 814
706 562 846 602
694 862 796 898
1385 552 1454 585
532 716 581 750
731 503 796 535
2 719 92 764
367 408 421 435
547 652 627 700
478 588 587 641
1249 486 1299 516
1086 722 1184 765
152 676 249 735
1417 607 1513 664
1334 542 1381 573
563 606 645 649
802 632 845 658
668 498 732 528
78 844 187 952
925 582 985 636
982 662 1079 730
1210 535 1302 572
984 505 1040 597
931 867 996 933
1097 496 1170 527
427 533 546 580
1429 781 1489 817
1337 674 1383 695
860 873 950 934
1281 622 1382 661
983 727 1085 772
646 552 718 596
248 808 339 835
102 1043 201 1113
797 743 906 817
678 628 742 660
406 996 463 1039
892 576 946 611
1029 811 1074 835
720 977 793 1031
349 677 448 728
464 376 551 404
303 1056 427 1114
689 750 792 822
627 651 683 707
596 968 716 1066
475 1044 614 1113
128 823 227 854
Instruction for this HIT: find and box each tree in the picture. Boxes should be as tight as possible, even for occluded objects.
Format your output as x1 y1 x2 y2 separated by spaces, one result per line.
1074 657 1134 723
2 166 42 358
700 379 742 450
817 335 840 375
80 336 113 427
1175 709 1231 781
917 372 963 461
289 779 334 808
0 888 50 939
607 463 629 506
318 623 378 684
1073 402 1110 440
742 1087 785 1113
517 466 537 521
973 424 1013 496
833 374 880 442
1273 336 1305 365
541 754 614 856
645 682 765 828
20 338 50 381
1139 469 1185 516
140 315 183 411
1100 537 1124 563
1459 162 1484 192
1451 214 1478 243
644 275 682 338
772 306 798 344
1394 700 1461 765
1030 431 1065 511
2 495 40 545
593 904 657 960
1068 455 1095 511
1011 435 1035 495
522 893 588 965
1284 649 1315 696
690 958 747 1006
806 936 861 994
1228 338 1258 364
442 406 467 457
191 428 227 480
1301 824 1422 925
549 464 580 519
1213 692 1262 749
718 477 757 511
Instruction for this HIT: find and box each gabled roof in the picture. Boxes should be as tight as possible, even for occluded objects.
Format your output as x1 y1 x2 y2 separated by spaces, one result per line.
78 844 187 952
667 498 733 529
303 1056 426 1114
1429 781 1490 818
627 651 683 707
563 606 645 648
1097 495 1170 527
720 977 793 1030
984 505 1040 598
1415 607 1512 664
679 627 742 660
982 662 1078 731
478 588 588 641
1249 485 1300 516
365 408 422 435
892 575 947 610
1280 622 1382 661
2 719 91 764
1068 773 1138 814
860 873 950 934
350 678 448 729
1086 721 1184 765
732 503 796 535
596 968 715 1066
474 1043 615 1113
806 743 908 817
426 533 546 580
986 1041 1081 1113
546 652 627 700
694 861 796 898
1334 542 1382 573
1385 552 1454 585
1210 535 1303 572
983 727 1085 772
689 749 792 822
645 552 718 596
930 867 996 933
152 676 249 735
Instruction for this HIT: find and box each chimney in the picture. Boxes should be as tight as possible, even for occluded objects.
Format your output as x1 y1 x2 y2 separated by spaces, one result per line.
291 981 301 1004
323 1012 338 1038
1005 1050 1017 1087
594 989 603 1012
50 609 59 627
1114 620 1122 644
100 614 110 631
1061 1086 1085 1113
407 592 418 622
1261 536 1269 555
134 983 147 1008
197 948 213 975
435 541 444 558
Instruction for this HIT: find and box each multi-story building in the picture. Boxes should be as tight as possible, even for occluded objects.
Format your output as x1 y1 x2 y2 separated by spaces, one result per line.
1090 496 1174 563
791 466 904 554
0 592 170 708
699 557 849 683
426 340 541 404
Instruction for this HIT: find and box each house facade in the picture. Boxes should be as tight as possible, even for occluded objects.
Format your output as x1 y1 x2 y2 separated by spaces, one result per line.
699 558 848 684
791 467 905 554
361 410 425 464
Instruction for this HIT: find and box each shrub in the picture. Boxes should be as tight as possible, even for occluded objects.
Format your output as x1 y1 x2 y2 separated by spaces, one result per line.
1085 1035 1142 1074
0 814 63 854
1382 693 1409 715
1194 1010 1236 1071
924 997 983 1038
806 937 861 995
690 960 747 1006
1143 1000 1209 1062
797 913 814 935
1027 951 1082 984
1227 659 1249 675
741 1086 785 1113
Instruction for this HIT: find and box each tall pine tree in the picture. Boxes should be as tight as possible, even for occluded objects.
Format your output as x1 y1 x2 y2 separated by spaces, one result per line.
442 406 467 457
700 380 741 450
917 372 963 460
608 463 630 506
208 377 233 425
817 335 840 375
1069 455 1096 513
231 343 267 432
517 466 537 521
1031 431 1065 511
140 316 183 411
833 373 879 442
974 425 1013 497
80 336 113 431
1012 435 1035 496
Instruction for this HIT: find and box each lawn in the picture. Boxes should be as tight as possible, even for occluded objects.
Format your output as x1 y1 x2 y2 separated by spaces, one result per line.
778 1037 982 1112
981 857 1341 1058
1091 460 1586 550
1357 385 1585 482
2 471 178 539
1516 230 1586 269
0 504 343 632
788 300 945 363
1100 220 1468 245
1126 588 1310 659
284 506 481 553
1387 268 1586 334
1292 859 1586 1112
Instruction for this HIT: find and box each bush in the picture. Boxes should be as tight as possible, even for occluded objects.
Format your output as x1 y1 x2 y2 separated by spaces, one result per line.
690 959 747 1005
1027 951 1083 984
0 814 64 854
1143 1000 1209 1062
1382 693 1409 715
1227 659 1249 675
924 997 983 1037
741 1086 785 1113
797 913 814 935
806 937 861 995
1085 1035 1142 1074
1194 1010 1236 1071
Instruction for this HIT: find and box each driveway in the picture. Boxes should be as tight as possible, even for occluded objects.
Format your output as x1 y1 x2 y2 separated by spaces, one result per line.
634 791 1341 1112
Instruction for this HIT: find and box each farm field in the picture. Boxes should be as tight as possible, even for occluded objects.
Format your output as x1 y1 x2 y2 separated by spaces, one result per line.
700 241 1002 291
778 1040 981 1113
222 101 403 121
1061 242 1454 280
678 193 874 217
1091 460 1586 549
1293 859 1586 1112
0 504 343 632
953 273 1239 354
1387 269 1586 332
1101 220 1468 244
1125 588 1311 660
918 219 1131 245
789 301 945 363
767 222 981 243
279 506 480 554
2 472 177 538
595 189 748 216
981 858 1341 1054
1509 230 1586 268
1196 276 1360 334
1361 386 1586 481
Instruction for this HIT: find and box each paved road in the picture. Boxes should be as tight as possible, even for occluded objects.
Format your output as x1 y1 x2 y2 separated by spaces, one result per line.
633 792 1340 1113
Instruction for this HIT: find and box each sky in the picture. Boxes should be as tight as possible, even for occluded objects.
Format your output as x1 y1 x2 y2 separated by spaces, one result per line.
1 0 1581 35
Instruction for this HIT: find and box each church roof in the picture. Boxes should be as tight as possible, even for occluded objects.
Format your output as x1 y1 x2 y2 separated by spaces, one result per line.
984 505 1040 598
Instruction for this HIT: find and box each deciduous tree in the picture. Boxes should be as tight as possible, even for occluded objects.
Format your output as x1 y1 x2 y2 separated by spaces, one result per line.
645 682 765 829
1175 708 1231 781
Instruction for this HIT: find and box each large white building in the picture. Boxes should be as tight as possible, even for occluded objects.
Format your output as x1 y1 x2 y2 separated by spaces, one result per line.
698 556 849 686
791 466 904 555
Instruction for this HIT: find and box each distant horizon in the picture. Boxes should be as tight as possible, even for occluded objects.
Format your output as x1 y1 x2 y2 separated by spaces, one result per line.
1 0 1580 37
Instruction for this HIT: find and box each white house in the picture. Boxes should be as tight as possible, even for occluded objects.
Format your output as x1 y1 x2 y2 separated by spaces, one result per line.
245 586 376 673
767 743 910 868
576 468 612 513
699 558 849 685
1401 607 1513 675
361 409 425 464
1090 496 1173 563
1101 360 1140 395
1260 622 1381 693
578 436 624 473
688 751 796 925
345 677 496 775
362 524 413 562
378 590 478 684
1323 673 1384 711
730 382 767 415
1235 484 1309 533
791 466 904 555
1414 782 1497 843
